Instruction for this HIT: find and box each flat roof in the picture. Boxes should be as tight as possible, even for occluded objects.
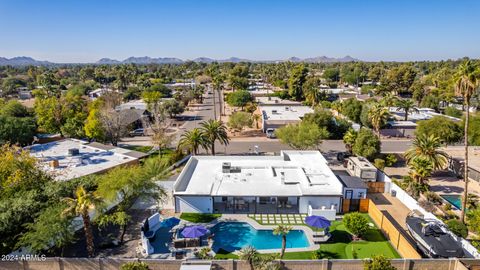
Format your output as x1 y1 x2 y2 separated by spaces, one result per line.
389 107 461 122
337 175 367 189
261 105 313 121
174 151 344 197
27 139 139 181
255 96 301 105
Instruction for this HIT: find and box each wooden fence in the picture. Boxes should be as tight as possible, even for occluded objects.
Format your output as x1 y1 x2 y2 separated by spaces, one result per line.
368 199 422 259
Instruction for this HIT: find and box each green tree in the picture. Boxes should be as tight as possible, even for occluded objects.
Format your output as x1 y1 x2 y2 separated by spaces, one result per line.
368 103 390 137
200 120 229 155
380 92 399 107
343 212 369 239
288 64 308 101
341 98 363 123
276 121 329 150
446 219 468 238
238 246 259 270
378 65 417 94
404 134 448 170
364 255 397 270
0 115 36 145
396 99 418 121
84 107 105 141
415 116 463 145
343 128 358 153
226 90 252 109
323 68 340 82
352 128 381 160
34 96 64 134
228 111 253 133
467 208 480 235
444 107 463 118
407 157 433 195
160 99 185 118
62 186 103 257
178 128 207 155
465 115 480 146
273 225 292 259
455 60 480 223
420 95 441 111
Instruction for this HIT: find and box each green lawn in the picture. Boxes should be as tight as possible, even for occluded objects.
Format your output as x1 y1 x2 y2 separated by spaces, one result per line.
180 213 221 223
214 214 400 260
122 145 153 153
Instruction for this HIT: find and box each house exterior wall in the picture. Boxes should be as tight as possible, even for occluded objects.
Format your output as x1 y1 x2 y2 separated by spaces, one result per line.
175 196 213 213
343 188 367 199
298 196 341 213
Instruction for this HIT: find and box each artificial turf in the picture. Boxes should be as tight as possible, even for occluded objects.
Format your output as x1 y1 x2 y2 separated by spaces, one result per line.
179 213 222 223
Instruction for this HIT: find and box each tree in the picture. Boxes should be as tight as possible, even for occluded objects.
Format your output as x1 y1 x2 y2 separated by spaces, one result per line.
323 68 340 82
444 107 463 118
467 208 480 235
149 104 174 156
465 115 480 146
364 255 397 270
200 120 229 155
352 128 381 160
343 212 369 239
178 128 207 155
396 99 418 121
341 98 363 123
97 109 130 146
380 92 399 107
120 262 150 270
84 107 105 141
276 121 329 150
62 186 103 257
378 65 417 94
415 116 463 145
455 60 480 223
288 64 308 101
273 225 292 259
446 219 468 238
238 246 259 270
420 95 441 111
343 129 358 153
160 99 185 118
226 90 252 109
228 112 253 133
368 103 390 137
34 96 64 135
407 157 433 196
404 134 448 170
0 115 36 145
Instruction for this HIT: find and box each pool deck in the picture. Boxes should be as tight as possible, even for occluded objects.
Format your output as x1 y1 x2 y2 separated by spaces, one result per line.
208 214 321 253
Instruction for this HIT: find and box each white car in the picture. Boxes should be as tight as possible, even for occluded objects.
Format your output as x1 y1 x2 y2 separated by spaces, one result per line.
266 128 276 139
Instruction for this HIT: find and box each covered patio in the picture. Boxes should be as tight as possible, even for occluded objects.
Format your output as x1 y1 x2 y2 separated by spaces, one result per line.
213 196 299 214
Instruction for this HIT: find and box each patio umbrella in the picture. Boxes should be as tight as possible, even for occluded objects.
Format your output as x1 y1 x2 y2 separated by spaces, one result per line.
181 225 209 238
305 215 331 229
163 217 180 227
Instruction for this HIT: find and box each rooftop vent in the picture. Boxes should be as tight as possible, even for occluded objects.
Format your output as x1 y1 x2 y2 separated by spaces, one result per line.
272 110 278 114
68 148 80 156
222 162 231 173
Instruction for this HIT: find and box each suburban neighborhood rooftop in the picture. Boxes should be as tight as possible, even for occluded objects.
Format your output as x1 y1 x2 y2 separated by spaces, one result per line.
261 105 313 121
27 139 142 181
173 150 344 197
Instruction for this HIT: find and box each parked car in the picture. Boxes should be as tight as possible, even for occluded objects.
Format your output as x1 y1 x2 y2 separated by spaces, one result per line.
266 128 276 139
336 151 352 162
129 128 145 137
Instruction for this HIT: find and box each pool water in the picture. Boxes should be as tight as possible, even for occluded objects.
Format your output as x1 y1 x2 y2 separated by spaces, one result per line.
149 220 176 253
441 194 462 210
210 222 309 252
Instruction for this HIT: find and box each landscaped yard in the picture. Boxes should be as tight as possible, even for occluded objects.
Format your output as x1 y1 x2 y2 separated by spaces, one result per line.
215 214 400 260
180 213 222 223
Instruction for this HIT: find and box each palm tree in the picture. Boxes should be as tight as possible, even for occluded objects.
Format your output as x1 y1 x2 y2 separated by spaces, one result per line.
273 225 292 259
178 128 207 155
404 134 448 170
455 60 480 223
396 99 418 121
343 128 357 153
62 186 103 257
407 157 433 196
238 246 259 270
380 92 399 107
368 103 390 137
200 119 229 155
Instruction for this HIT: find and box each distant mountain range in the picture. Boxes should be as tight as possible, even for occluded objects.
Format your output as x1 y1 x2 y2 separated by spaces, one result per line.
0 55 361 66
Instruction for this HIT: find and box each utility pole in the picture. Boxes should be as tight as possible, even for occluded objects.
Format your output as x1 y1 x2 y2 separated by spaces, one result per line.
212 84 217 120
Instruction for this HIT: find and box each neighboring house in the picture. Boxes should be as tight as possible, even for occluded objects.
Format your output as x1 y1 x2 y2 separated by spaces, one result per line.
389 107 461 122
346 157 378 182
381 120 417 138
27 139 146 181
260 105 313 132
173 150 344 219
443 146 480 183
88 88 118 100
255 96 301 106
337 174 368 213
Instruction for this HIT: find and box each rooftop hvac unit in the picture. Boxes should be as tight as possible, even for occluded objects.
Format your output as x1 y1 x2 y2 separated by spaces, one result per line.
68 148 80 156
222 162 231 173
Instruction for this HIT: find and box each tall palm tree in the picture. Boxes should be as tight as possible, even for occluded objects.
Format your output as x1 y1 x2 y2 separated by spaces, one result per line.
343 128 357 153
404 134 448 170
396 99 418 121
238 246 259 270
273 225 292 259
407 157 433 197
178 128 207 155
368 103 390 137
455 60 480 223
200 119 229 155
62 186 103 257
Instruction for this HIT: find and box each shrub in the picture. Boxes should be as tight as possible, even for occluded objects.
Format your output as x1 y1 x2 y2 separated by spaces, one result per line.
196 247 213 259
418 199 436 213
444 210 457 220
226 90 252 108
344 212 369 238
364 255 397 270
446 219 468 238
425 191 442 205
120 262 149 270
385 154 398 167
444 107 463 118
443 203 452 211
352 128 381 161
374 159 385 170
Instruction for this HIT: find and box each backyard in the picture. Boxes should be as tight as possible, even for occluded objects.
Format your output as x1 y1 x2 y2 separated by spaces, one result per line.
215 214 400 260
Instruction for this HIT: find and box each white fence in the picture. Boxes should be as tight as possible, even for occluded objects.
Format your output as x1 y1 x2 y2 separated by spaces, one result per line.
307 205 336 221
379 171 480 259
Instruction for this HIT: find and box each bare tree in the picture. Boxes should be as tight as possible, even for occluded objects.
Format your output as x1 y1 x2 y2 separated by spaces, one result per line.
148 103 174 156
97 93 129 146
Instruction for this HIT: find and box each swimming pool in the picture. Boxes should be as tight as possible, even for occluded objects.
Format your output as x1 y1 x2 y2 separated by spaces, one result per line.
441 194 462 210
149 220 177 253
210 222 309 252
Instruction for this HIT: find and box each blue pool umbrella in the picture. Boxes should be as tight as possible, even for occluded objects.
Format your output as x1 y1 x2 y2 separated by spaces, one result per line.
181 225 209 238
163 217 180 227
305 215 331 229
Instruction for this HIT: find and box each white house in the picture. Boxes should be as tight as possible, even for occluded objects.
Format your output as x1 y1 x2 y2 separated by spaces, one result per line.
260 105 313 132
173 151 344 217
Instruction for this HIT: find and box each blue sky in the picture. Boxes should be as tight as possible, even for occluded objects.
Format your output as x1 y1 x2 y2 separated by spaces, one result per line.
0 0 479 62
